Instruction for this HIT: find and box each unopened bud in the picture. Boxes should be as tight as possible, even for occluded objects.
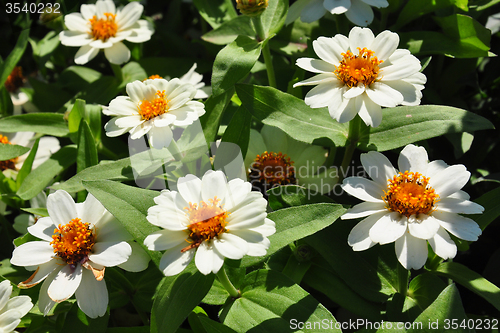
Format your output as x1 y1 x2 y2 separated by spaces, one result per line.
236 0 268 17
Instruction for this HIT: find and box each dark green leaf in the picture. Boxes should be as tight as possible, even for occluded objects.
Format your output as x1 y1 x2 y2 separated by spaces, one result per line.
201 89 234 145
220 106 252 158
77 119 98 173
260 0 288 38
0 113 69 137
16 138 39 188
0 29 29 88
0 143 29 161
267 185 335 211
236 84 348 147
20 207 48 217
80 76 121 105
198 316 238 333
57 66 102 94
467 186 500 230
28 78 72 113
202 16 254 45
121 62 147 88
0 87 13 117
61 304 109 333
393 0 459 29
192 0 237 29
68 100 86 142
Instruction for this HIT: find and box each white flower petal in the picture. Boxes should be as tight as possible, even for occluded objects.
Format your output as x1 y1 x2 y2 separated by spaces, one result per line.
361 0 389 7
59 31 93 47
285 0 310 25
360 151 397 188
304 82 343 108
27 216 54 242
437 198 484 214
0 310 22 332
345 0 374 26
425 160 448 178
38 269 58 315
296 58 337 73
18 260 60 288
349 27 374 52
342 201 387 219
398 144 428 174
47 190 77 226
105 96 138 116
369 211 407 244
432 211 481 241
4 295 32 317
0 280 12 311
428 227 457 260
116 2 143 30
64 13 89 32
74 45 99 65
429 165 470 198
89 241 132 267
408 214 440 240
300 0 327 23
144 230 187 251
177 174 203 204
224 178 253 211
365 82 404 107
201 170 227 202
75 268 108 319
385 80 422 106
89 39 114 49
370 30 399 61
104 117 134 137
313 35 348 64
293 73 338 87
126 80 147 103
343 85 365 99
380 57 421 81
80 4 96 21
337 97 358 123
213 233 248 260
147 125 173 150
125 20 154 43
96 0 116 18
348 211 387 251
104 42 130 65
159 243 195 276
47 264 82 302
194 241 225 275
356 92 382 127
11 241 55 266
94 212 133 242
118 242 150 272
395 232 428 270
342 176 385 202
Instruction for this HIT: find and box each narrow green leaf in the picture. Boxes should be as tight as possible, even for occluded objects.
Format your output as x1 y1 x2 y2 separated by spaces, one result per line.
260 0 288 38
211 36 262 97
220 106 252 158
202 16 254 45
0 113 69 137
16 138 39 188
360 105 495 152
151 264 214 333
241 203 346 267
82 180 162 265
282 255 311 284
432 262 500 311
61 305 109 333
77 119 98 173
0 29 29 88
201 89 234 145
0 87 13 117
192 0 237 29
17 145 77 200
0 143 29 161
84 104 102 143
408 284 468 333
467 186 500 230
393 0 456 29
20 207 48 217
68 99 86 142
223 269 340 332
236 84 348 147
267 185 335 210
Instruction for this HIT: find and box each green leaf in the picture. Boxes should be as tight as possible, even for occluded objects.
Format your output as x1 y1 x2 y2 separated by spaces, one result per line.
192 0 237 29
359 105 495 152
79 76 121 105
211 36 262 97
68 100 86 142
405 273 447 315
20 207 48 217
77 120 98 173
151 264 215 333
432 262 500 311
0 113 69 137
241 203 346 267
198 316 238 333
236 84 348 147
202 16 254 45
394 0 459 29
28 78 72 113
82 180 162 265
223 269 340 332
220 106 252 158
267 185 335 210
121 61 147 88
0 87 13 117
467 186 500 231
408 284 468 333
84 104 102 143
303 265 383 321
0 143 29 161
57 66 102 94
260 0 288 38
17 145 77 200
61 304 109 333
0 29 29 88
16 138 39 188
201 89 235 145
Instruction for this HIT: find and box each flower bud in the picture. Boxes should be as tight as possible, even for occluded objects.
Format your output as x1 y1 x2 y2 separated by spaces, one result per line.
236 0 268 17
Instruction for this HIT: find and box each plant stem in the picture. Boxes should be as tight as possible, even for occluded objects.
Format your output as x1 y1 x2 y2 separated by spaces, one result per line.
111 63 123 82
252 16 277 88
216 266 240 298
167 139 183 161
339 115 361 183
398 262 409 299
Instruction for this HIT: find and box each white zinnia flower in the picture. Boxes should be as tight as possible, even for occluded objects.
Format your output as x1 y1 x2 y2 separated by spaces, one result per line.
294 27 426 127
144 170 276 276
10 190 149 318
245 125 337 194
103 79 206 149
286 0 389 26
59 0 154 65
341 144 484 270
0 280 33 333
1 132 60 178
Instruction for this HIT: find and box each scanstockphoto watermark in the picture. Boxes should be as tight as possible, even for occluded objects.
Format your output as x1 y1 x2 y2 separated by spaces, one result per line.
289 319 423 331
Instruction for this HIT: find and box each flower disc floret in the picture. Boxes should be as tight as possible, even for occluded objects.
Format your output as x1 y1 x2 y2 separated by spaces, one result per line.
335 48 382 88
138 90 169 121
383 171 439 218
51 218 95 265
89 13 118 41
0 135 18 171
250 151 296 188
5 66 24 93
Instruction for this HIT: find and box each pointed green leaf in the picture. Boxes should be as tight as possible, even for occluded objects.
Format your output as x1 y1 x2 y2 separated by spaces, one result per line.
236 84 348 147
0 113 69 137
202 16 254 45
220 106 252 158
192 0 237 29
201 89 235 144
16 138 39 188
77 119 98 173
260 0 288 38
0 143 29 161
467 186 500 230
0 29 29 88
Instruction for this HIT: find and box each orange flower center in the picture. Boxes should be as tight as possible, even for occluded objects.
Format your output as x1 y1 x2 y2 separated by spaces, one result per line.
4 66 24 93
0 134 18 171
181 197 229 252
89 13 118 41
50 218 95 265
383 171 439 218
249 151 296 190
334 47 382 88
147 75 163 80
137 90 169 121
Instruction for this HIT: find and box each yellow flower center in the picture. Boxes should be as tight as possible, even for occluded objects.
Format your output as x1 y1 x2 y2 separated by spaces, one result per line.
0 135 18 171
334 48 382 88
249 151 296 189
137 90 169 121
181 197 229 252
383 171 439 218
147 75 163 80
50 218 95 265
89 13 118 41
5 66 24 93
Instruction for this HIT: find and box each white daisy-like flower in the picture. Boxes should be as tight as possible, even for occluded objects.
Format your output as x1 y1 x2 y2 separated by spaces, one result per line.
1 132 60 178
245 125 337 194
286 0 389 26
144 170 276 276
341 144 484 270
10 190 150 318
59 0 154 65
4 67 38 114
0 280 33 333
294 27 426 127
103 78 206 150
